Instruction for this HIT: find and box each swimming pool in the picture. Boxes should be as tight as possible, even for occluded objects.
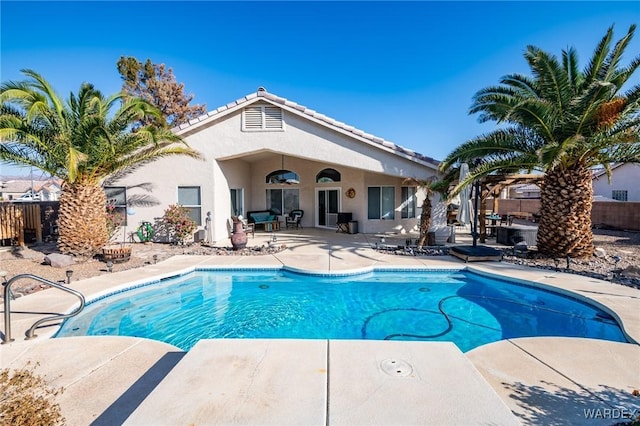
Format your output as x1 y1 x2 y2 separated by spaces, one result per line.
56 269 628 352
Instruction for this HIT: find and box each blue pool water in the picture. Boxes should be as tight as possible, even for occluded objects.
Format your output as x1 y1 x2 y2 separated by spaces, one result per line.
56 269 628 352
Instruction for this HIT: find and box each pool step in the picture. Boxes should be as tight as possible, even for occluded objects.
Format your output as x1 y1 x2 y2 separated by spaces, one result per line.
124 339 518 425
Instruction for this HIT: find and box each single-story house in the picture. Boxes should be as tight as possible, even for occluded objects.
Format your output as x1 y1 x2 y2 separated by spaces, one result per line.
507 183 541 199
108 88 442 243
0 179 62 201
592 163 640 202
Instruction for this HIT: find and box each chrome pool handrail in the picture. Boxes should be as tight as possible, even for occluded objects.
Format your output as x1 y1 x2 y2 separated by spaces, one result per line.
2 273 85 344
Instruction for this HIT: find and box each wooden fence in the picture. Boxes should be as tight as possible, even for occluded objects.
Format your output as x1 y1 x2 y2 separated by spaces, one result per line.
0 202 43 246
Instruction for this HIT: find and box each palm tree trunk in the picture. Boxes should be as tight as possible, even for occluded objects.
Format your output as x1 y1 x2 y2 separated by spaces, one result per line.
58 182 109 257
537 165 594 258
417 196 432 246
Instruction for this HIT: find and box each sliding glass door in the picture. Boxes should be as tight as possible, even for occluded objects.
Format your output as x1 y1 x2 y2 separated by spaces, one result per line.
316 188 340 228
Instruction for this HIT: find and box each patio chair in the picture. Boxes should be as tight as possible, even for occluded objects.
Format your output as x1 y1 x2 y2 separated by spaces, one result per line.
286 209 304 229
239 216 255 237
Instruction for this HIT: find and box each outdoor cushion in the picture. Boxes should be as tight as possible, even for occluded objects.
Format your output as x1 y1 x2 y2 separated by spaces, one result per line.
250 213 270 222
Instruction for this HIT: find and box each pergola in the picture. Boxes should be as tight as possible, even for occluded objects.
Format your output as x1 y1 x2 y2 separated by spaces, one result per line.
476 174 545 242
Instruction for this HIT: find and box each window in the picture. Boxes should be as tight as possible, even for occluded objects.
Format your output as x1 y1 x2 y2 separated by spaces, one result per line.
316 168 341 183
230 188 244 217
266 170 300 184
104 186 127 225
367 186 395 220
401 186 416 219
612 190 628 201
266 188 299 215
178 186 202 225
242 106 284 131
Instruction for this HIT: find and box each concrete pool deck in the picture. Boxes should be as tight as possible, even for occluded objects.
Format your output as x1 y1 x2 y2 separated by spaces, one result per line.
1 229 639 425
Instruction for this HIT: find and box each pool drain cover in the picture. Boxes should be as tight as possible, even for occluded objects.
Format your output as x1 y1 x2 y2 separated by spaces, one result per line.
380 358 413 377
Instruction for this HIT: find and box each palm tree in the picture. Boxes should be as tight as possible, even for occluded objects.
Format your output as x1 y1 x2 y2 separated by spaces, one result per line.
440 25 640 258
0 69 202 257
403 176 450 247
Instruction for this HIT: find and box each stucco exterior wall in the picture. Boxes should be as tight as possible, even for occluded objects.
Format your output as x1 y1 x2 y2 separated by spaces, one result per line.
111 100 437 242
592 163 640 201
182 106 434 179
108 153 211 241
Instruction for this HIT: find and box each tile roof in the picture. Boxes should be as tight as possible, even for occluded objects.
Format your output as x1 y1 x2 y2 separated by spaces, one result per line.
0 179 62 193
173 88 440 169
592 163 624 179
512 183 541 192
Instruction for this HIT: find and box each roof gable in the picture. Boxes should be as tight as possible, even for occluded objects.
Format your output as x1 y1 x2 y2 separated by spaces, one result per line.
173 88 440 170
592 163 627 180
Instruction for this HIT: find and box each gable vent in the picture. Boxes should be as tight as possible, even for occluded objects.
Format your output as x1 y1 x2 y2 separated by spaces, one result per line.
242 105 284 131
264 107 283 128
244 107 263 129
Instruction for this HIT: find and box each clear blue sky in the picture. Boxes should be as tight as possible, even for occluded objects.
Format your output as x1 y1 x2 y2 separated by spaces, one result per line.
1 1 639 177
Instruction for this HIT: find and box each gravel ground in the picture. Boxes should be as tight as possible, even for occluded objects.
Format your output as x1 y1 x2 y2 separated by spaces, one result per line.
0 242 286 299
499 228 640 289
1 229 638 300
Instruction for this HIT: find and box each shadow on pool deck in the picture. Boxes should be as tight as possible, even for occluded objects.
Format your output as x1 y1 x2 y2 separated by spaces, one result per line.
91 351 185 426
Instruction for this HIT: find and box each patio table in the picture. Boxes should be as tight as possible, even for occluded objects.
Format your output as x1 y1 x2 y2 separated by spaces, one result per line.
264 221 280 232
485 214 502 237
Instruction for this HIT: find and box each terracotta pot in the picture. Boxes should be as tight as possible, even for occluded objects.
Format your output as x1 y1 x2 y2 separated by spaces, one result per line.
230 221 247 250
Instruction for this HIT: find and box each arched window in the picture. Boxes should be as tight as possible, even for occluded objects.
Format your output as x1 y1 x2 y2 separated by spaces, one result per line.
316 168 341 183
266 170 300 185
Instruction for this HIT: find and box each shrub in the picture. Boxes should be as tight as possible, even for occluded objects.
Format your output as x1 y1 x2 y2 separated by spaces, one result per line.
0 362 65 425
163 204 197 244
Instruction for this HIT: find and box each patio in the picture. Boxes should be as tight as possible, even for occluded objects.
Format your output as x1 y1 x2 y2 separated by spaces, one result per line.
2 228 639 425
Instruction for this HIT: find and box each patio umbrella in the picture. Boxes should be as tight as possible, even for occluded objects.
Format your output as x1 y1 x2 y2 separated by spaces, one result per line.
456 163 472 225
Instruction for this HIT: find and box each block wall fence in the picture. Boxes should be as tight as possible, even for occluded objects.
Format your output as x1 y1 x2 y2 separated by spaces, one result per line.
494 199 640 231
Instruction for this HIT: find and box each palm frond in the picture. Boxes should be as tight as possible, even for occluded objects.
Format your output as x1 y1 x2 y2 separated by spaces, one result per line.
525 46 572 111
562 47 582 89
470 85 527 123
440 127 543 174
583 26 614 85
602 24 637 82
1 69 203 185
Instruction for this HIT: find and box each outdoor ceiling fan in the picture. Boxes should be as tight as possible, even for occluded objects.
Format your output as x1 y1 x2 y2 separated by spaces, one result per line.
275 155 299 185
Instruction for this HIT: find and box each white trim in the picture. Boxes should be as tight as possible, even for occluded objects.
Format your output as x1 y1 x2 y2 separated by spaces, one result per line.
177 186 202 226
314 187 342 229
